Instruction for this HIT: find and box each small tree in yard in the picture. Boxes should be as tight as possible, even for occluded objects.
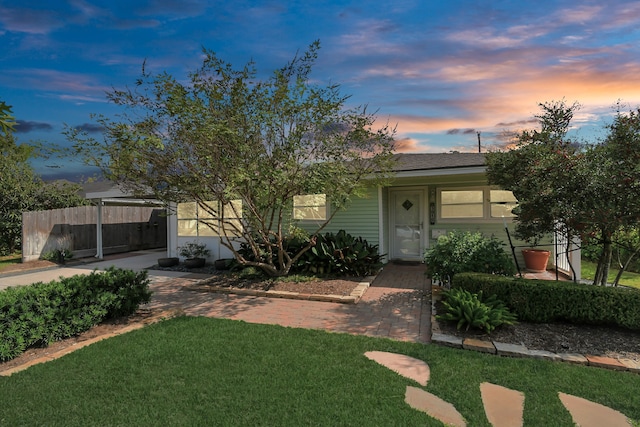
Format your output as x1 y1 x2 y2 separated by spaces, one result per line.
67 41 395 276
486 100 640 285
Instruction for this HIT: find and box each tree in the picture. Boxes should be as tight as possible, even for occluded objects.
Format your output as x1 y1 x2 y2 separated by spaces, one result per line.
0 100 16 135
585 106 640 285
0 101 87 255
486 100 640 285
67 42 395 276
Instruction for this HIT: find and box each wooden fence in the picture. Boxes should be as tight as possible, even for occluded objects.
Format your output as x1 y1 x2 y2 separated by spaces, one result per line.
22 205 167 262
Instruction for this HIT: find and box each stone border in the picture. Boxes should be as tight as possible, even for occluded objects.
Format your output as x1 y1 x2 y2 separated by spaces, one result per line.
186 277 373 304
430 292 640 374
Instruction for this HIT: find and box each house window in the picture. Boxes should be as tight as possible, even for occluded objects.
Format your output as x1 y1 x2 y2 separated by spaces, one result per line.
489 190 517 218
293 194 327 221
177 200 242 237
438 187 517 221
440 189 484 219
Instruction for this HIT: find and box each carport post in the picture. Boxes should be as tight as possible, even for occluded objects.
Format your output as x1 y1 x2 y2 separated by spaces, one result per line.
96 200 104 259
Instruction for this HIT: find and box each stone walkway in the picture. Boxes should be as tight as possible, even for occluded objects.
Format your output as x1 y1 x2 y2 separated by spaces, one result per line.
365 350 633 427
145 262 431 343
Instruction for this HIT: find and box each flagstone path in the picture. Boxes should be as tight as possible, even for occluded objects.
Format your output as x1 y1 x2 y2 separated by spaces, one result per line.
365 350 633 426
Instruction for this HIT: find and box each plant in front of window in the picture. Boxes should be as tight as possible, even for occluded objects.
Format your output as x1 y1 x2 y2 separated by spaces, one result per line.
179 241 210 268
67 41 395 277
424 231 516 286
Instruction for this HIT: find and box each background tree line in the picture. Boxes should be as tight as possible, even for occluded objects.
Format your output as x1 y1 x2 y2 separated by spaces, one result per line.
0 101 86 255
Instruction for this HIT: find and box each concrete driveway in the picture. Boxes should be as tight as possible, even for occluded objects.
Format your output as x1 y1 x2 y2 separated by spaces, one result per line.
0 249 189 291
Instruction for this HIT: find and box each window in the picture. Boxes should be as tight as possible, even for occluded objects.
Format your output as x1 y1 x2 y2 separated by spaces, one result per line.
293 194 327 221
489 190 517 218
177 200 242 237
440 189 484 219
438 187 517 221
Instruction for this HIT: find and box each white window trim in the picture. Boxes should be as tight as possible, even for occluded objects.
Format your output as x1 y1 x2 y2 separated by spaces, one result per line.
177 200 243 237
293 194 329 222
437 186 516 223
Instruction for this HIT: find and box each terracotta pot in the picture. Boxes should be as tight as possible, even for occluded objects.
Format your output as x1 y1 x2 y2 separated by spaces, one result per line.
522 249 550 272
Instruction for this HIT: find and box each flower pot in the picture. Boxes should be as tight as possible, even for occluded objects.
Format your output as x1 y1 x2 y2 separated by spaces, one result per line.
184 257 206 268
158 257 179 267
521 249 550 272
214 258 232 270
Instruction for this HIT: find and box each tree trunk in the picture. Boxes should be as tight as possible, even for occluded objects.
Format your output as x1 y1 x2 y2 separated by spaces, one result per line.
565 237 577 283
595 239 613 286
612 247 640 286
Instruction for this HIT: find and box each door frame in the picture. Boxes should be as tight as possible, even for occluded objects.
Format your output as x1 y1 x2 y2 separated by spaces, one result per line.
388 187 428 261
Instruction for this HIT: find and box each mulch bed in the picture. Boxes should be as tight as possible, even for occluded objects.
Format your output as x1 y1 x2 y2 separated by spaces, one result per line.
433 299 640 362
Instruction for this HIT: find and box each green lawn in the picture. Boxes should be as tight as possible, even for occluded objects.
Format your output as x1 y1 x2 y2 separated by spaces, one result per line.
0 254 20 272
1 317 638 426
581 260 640 289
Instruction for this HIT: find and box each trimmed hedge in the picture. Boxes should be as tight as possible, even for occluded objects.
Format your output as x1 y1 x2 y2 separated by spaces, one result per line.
0 267 151 362
452 272 640 330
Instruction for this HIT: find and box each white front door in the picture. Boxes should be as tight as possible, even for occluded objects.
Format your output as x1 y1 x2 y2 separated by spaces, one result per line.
390 190 425 260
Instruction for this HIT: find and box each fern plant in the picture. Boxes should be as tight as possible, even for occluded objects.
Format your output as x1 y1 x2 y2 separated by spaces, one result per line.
437 288 517 333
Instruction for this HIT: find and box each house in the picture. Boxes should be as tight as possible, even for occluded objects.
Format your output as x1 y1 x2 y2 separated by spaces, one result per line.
167 152 580 279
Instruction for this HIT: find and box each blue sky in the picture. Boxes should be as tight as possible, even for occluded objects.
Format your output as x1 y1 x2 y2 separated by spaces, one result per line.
2 0 640 180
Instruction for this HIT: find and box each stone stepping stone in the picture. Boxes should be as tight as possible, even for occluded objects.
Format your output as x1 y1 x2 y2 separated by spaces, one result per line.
364 351 430 386
480 382 524 427
559 392 632 427
405 386 467 427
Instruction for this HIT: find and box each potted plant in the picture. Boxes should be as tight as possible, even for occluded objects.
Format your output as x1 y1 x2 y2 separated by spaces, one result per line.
521 247 550 272
517 229 551 272
214 258 233 270
179 241 210 268
157 256 179 267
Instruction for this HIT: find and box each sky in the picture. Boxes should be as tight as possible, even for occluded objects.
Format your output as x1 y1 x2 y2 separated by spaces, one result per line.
2 0 640 181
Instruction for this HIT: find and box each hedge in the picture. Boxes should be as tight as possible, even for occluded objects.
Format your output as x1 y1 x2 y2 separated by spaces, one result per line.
0 267 151 362
452 272 640 330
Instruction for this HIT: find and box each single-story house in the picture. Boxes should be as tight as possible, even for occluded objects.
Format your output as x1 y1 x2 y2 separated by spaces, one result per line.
167 153 580 280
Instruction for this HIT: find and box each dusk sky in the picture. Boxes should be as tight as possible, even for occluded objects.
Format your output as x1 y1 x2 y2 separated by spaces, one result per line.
2 1 640 180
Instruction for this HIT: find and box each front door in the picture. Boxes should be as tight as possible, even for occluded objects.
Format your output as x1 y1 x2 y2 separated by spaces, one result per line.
390 190 425 260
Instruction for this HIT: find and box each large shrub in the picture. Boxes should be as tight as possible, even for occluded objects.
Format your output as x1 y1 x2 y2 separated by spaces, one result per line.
0 267 151 361
424 231 515 285
452 272 640 330
238 230 384 277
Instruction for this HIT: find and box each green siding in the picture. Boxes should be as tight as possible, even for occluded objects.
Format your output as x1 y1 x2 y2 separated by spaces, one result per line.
295 172 555 269
296 187 381 245
323 187 380 245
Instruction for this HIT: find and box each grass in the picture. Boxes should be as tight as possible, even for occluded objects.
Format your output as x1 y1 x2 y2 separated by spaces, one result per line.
1 317 638 426
0 254 20 272
581 260 640 289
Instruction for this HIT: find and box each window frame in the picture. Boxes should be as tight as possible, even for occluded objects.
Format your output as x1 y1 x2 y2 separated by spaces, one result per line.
177 200 243 237
292 194 329 222
437 186 517 223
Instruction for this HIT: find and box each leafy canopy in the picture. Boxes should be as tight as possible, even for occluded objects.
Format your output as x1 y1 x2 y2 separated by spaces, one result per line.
486 100 640 285
67 41 396 276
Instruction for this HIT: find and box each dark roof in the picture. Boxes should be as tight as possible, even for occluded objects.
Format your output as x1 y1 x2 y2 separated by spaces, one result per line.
80 180 121 198
391 152 486 172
